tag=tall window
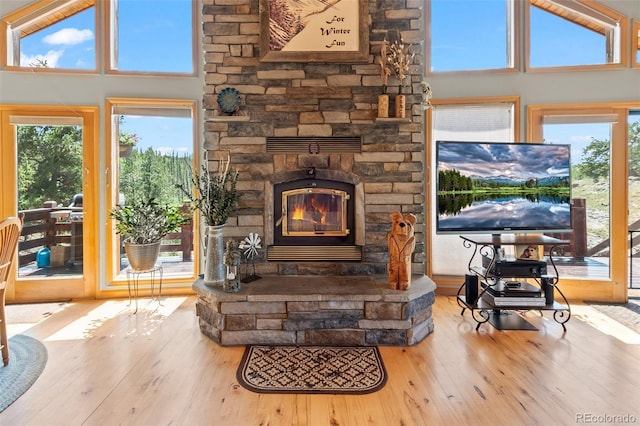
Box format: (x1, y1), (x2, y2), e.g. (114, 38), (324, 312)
(107, 99), (197, 283)
(429, 99), (518, 277)
(527, 104), (636, 300)
(429, 0), (517, 73)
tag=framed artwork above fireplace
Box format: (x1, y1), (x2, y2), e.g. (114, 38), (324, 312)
(259, 0), (369, 63)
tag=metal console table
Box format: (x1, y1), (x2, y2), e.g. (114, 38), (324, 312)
(457, 235), (571, 331)
(126, 262), (163, 314)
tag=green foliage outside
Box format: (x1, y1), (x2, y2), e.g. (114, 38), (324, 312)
(119, 148), (192, 207)
(17, 125), (83, 210)
(575, 120), (640, 181)
(17, 125), (192, 211)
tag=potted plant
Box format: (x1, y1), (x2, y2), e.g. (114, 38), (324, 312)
(110, 198), (189, 271)
(118, 131), (138, 157)
(118, 116), (139, 157)
(177, 156), (239, 285)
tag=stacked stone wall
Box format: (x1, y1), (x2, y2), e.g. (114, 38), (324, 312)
(202, 0), (426, 276)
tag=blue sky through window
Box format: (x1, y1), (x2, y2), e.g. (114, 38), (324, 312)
(115, 0), (192, 72)
(21, 8), (95, 68)
(119, 115), (193, 156)
(431, 0), (508, 72)
(530, 7), (605, 67)
(15, 0), (637, 159)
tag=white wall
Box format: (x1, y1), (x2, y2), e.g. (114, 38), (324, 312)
(1, 0), (638, 130)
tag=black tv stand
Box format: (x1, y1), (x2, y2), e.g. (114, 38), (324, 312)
(457, 235), (571, 331)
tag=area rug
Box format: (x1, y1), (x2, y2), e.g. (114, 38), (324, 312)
(237, 345), (387, 394)
(0, 334), (48, 412)
(589, 298), (640, 334)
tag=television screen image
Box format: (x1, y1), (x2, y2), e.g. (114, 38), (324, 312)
(436, 141), (572, 234)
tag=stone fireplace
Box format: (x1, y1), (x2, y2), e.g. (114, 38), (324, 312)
(201, 0), (427, 277)
(195, 0), (435, 346)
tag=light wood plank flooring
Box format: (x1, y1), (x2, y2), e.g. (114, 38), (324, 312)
(2, 295), (639, 426)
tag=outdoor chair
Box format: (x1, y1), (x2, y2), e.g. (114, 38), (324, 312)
(0, 215), (23, 366)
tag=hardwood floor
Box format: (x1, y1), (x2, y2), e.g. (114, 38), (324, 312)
(3, 295), (639, 425)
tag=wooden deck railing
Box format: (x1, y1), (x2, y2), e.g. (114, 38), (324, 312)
(18, 202), (193, 267)
(545, 198), (587, 257)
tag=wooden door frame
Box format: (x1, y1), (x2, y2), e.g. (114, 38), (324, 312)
(0, 104), (99, 302)
(527, 102), (639, 303)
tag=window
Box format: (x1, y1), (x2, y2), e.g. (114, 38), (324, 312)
(2, 0), (196, 75)
(2, 0), (97, 71)
(428, 0), (517, 73)
(527, 0), (627, 70)
(106, 99), (198, 284)
(107, 0), (195, 74)
(427, 98), (519, 278)
(527, 104), (638, 300)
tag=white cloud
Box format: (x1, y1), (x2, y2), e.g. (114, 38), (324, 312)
(43, 28), (93, 46)
(569, 135), (596, 143)
(156, 146), (191, 155)
(20, 50), (64, 67)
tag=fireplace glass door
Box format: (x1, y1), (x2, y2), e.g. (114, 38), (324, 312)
(282, 188), (349, 237)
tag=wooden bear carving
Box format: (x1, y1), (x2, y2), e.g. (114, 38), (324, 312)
(387, 212), (416, 290)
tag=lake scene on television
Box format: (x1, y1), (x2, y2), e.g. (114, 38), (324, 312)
(436, 142), (572, 233)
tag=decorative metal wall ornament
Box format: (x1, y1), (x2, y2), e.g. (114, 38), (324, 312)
(217, 87), (241, 115)
(239, 232), (262, 283)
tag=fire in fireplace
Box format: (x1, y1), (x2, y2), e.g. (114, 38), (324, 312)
(274, 177), (355, 246)
(282, 187), (349, 237)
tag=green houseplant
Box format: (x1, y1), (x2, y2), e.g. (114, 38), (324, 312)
(110, 199), (189, 271)
(177, 157), (239, 284)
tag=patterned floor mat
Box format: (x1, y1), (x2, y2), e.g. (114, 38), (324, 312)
(237, 345), (387, 394)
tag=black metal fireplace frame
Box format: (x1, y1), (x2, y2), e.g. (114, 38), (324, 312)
(273, 178), (356, 246)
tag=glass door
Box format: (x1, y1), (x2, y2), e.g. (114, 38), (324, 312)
(528, 105), (632, 302)
(0, 106), (98, 302)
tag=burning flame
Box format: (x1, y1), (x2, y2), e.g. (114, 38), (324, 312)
(289, 196), (329, 224)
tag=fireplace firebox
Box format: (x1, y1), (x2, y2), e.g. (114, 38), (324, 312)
(268, 176), (361, 261)
(274, 178), (355, 246)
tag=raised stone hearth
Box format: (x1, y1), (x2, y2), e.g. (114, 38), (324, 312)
(193, 275), (436, 346)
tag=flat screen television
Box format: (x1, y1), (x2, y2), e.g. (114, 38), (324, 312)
(435, 141), (572, 235)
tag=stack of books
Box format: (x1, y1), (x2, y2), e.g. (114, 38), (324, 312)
(480, 280), (546, 307)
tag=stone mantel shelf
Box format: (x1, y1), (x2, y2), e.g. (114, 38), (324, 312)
(209, 114), (250, 122)
(375, 117), (412, 123)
